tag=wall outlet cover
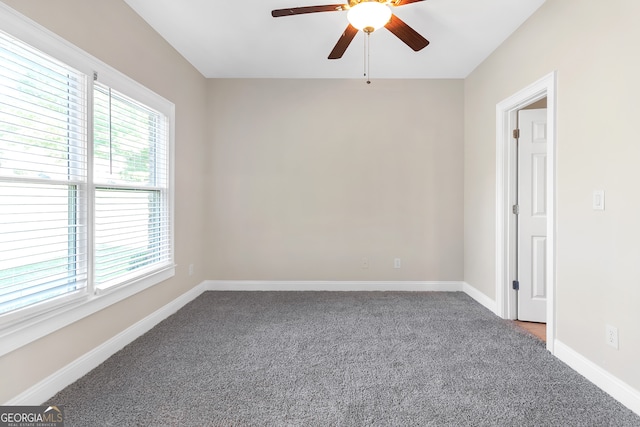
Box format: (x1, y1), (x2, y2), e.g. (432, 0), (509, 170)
(606, 324), (619, 349)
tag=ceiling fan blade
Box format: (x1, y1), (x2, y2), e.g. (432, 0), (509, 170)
(391, 0), (426, 6)
(272, 5), (346, 17)
(385, 14), (429, 52)
(328, 24), (358, 59)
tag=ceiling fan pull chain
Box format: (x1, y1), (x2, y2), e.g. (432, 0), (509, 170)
(363, 31), (367, 78)
(364, 31), (371, 84)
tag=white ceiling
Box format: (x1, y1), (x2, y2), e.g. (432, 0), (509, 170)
(123, 0), (545, 79)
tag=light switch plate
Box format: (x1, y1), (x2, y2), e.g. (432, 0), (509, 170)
(593, 190), (605, 210)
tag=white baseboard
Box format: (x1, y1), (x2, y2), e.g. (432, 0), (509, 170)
(204, 280), (465, 292)
(461, 282), (497, 314)
(554, 340), (640, 416)
(5, 282), (208, 405)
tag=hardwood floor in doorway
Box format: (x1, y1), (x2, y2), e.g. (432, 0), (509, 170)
(514, 320), (547, 342)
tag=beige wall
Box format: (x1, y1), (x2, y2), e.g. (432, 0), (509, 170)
(0, 0), (209, 402)
(464, 0), (640, 390)
(206, 79), (464, 281)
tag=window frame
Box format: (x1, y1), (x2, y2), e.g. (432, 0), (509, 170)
(90, 80), (173, 293)
(0, 3), (175, 357)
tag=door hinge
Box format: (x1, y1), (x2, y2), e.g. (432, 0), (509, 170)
(512, 280), (520, 291)
(512, 204), (519, 215)
(513, 128), (520, 139)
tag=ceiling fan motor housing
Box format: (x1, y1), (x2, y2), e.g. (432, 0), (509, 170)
(348, 0), (390, 6)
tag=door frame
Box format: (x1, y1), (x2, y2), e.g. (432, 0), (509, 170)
(495, 71), (557, 353)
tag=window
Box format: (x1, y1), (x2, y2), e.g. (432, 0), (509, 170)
(92, 83), (171, 292)
(0, 30), (88, 316)
(0, 9), (174, 349)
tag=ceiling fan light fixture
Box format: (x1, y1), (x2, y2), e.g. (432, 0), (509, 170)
(347, 2), (392, 33)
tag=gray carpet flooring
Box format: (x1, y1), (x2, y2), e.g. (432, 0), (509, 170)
(48, 291), (640, 426)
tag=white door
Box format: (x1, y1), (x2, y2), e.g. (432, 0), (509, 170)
(517, 108), (547, 322)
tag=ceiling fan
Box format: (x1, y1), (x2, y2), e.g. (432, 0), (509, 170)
(271, 0), (430, 60)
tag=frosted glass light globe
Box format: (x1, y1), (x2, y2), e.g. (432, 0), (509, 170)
(347, 2), (392, 33)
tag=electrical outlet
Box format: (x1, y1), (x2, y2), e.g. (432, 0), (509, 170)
(188, 264), (194, 276)
(362, 257), (370, 269)
(394, 258), (401, 269)
(606, 324), (619, 349)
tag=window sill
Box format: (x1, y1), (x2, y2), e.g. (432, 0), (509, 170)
(0, 265), (175, 357)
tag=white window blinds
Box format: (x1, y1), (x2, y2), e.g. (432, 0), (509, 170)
(92, 83), (171, 291)
(0, 25), (173, 321)
(0, 30), (88, 314)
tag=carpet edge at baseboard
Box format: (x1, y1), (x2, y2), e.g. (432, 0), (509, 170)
(554, 340), (640, 416)
(204, 280), (465, 292)
(4, 282), (208, 405)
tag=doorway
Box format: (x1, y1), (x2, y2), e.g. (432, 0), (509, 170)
(516, 105), (547, 323)
(495, 72), (557, 353)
